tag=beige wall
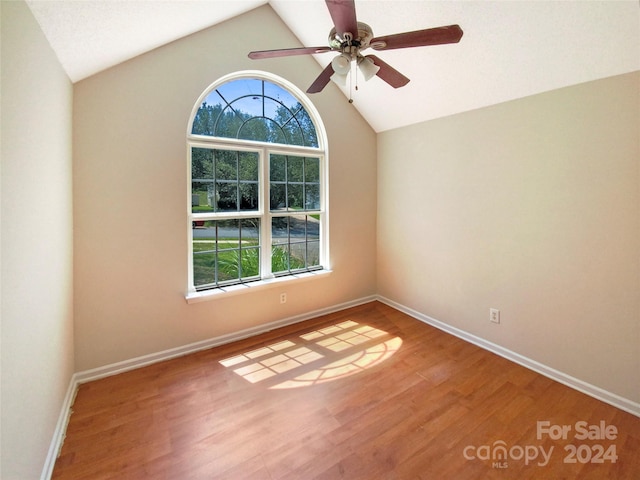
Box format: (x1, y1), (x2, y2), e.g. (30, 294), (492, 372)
(377, 72), (640, 403)
(72, 5), (377, 371)
(1, 1), (75, 478)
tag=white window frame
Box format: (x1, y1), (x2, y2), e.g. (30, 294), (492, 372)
(185, 71), (330, 303)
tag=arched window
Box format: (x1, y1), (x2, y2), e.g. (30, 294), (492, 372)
(187, 72), (328, 298)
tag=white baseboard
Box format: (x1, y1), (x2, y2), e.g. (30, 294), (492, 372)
(41, 373), (79, 480)
(376, 295), (640, 418)
(74, 295), (377, 385)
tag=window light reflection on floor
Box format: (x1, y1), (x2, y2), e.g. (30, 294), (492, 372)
(219, 320), (402, 389)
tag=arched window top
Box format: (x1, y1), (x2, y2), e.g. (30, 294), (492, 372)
(190, 75), (319, 148)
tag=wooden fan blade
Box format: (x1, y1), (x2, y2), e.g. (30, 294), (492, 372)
(371, 24), (463, 50)
(249, 46), (333, 59)
(307, 63), (335, 94)
(325, 0), (358, 39)
(366, 55), (410, 88)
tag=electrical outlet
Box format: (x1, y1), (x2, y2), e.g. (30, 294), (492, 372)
(490, 308), (500, 324)
(280, 293), (287, 304)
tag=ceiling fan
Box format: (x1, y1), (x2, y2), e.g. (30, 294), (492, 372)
(248, 0), (463, 95)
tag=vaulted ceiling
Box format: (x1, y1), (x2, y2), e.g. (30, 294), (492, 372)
(25, 0), (639, 132)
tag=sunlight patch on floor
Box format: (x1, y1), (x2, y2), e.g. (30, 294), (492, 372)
(219, 320), (402, 389)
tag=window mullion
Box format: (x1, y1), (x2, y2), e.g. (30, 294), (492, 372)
(260, 148), (273, 279)
(304, 215), (309, 269)
(302, 157), (306, 211)
(284, 155), (289, 211)
(235, 151), (241, 212)
(213, 149), (218, 214)
(214, 221), (219, 286)
(238, 219), (243, 281)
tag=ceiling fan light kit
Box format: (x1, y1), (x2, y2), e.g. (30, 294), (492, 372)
(358, 56), (380, 81)
(331, 52), (352, 75)
(248, 0), (463, 97)
(331, 70), (348, 87)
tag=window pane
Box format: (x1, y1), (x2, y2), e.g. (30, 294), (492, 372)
(191, 104), (217, 136)
(216, 182), (237, 211)
(217, 219), (241, 284)
(233, 96), (265, 117)
(214, 109), (243, 138)
(215, 152), (237, 181)
(271, 244), (291, 273)
(288, 184), (303, 210)
(304, 157), (320, 212)
(191, 78), (318, 147)
(240, 182), (258, 210)
(192, 148), (215, 213)
(192, 182), (213, 213)
(270, 183), (286, 211)
(193, 251), (216, 287)
(272, 216), (293, 274)
(287, 157), (303, 182)
(305, 157), (320, 182)
(194, 219), (261, 289)
(240, 218), (260, 246)
(307, 241), (320, 267)
(270, 155), (286, 182)
(294, 107), (318, 148)
(193, 221), (216, 287)
(305, 185), (320, 210)
(272, 216), (289, 247)
(283, 123), (305, 147)
(240, 219), (260, 279)
(196, 149), (259, 213)
(271, 215), (320, 274)
(270, 154), (321, 213)
(307, 217), (320, 267)
(241, 247), (260, 277)
(192, 148), (213, 179)
(237, 117), (271, 143)
(239, 152), (258, 181)
(193, 149), (260, 213)
(307, 216), (320, 240)
(238, 152), (259, 211)
(217, 218), (260, 280)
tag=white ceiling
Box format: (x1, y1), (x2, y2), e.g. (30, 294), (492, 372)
(26, 0), (640, 132)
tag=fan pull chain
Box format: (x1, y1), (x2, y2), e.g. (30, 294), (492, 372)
(349, 61), (358, 103)
(349, 62), (355, 104)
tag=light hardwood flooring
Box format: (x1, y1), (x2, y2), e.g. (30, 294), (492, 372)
(52, 301), (640, 479)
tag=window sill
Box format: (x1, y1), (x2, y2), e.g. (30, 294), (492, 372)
(185, 269), (332, 304)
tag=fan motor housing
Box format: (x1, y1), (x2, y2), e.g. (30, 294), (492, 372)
(328, 22), (374, 50)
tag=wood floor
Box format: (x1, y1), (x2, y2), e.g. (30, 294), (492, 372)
(52, 301), (640, 479)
